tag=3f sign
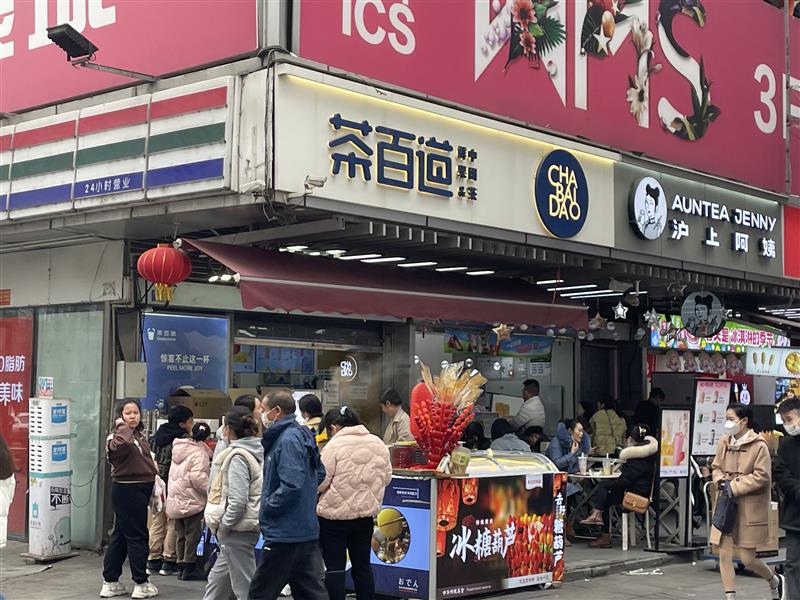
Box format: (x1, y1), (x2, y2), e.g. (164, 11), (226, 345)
(0, 0), (116, 60)
(341, 0), (415, 55)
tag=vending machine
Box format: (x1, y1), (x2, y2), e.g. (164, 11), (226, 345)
(27, 397), (73, 560)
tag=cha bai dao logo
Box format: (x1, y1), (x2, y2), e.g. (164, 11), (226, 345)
(534, 149), (588, 239)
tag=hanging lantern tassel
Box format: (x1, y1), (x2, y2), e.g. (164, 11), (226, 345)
(137, 243), (192, 303)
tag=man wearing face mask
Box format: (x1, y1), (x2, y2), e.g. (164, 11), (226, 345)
(248, 390), (327, 600)
(775, 397), (800, 600)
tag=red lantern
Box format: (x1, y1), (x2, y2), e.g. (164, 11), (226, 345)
(136, 243), (191, 302)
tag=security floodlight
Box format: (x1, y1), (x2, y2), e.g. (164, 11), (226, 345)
(46, 23), (158, 83)
(47, 23), (98, 60)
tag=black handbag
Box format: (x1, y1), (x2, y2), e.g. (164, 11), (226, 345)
(712, 489), (739, 534)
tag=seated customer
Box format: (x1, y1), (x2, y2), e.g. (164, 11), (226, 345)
(521, 426), (546, 453)
(546, 420), (591, 476)
(490, 419), (531, 452)
(580, 424), (658, 548)
(462, 421), (491, 451)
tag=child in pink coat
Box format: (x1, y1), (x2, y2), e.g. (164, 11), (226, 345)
(166, 422), (212, 581)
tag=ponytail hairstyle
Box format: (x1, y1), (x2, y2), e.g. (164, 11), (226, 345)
(324, 406), (360, 436)
(629, 423), (650, 444)
(192, 421), (211, 442)
(115, 399), (144, 432)
(224, 406), (259, 439)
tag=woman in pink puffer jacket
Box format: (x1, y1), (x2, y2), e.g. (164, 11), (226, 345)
(166, 422), (212, 581)
(318, 407), (392, 600)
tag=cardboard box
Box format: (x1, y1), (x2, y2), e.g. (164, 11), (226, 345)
(710, 502), (779, 559)
(169, 388), (231, 419)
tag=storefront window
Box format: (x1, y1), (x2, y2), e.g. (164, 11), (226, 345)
(232, 315), (385, 432)
(0, 309), (34, 539)
(36, 307), (103, 547)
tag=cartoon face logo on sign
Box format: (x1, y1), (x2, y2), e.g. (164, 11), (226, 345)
(680, 292), (726, 338)
(630, 177), (667, 240)
(534, 150), (588, 239)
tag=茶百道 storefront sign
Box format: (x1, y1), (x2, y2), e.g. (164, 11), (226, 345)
(0, 1), (257, 113)
(295, 0), (800, 196)
(0, 78), (236, 220)
(614, 163), (784, 277)
(270, 66), (615, 247)
(650, 314), (789, 352)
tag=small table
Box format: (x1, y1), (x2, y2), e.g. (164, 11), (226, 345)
(568, 471), (622, 534)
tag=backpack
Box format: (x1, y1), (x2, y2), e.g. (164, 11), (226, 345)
(204, 447), (262, 532)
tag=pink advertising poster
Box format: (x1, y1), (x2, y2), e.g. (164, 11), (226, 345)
(692, 379), (732, 456)
(0, 0), (258, 112)
(660, 408), (691, 478)
(297, 0), (798, 195)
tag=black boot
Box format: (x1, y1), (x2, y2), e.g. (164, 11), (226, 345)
(179, 562), (207, 582)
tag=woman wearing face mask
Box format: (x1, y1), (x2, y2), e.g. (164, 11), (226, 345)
(711, 403), (784, 600)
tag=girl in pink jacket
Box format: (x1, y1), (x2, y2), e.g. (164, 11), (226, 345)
(318, 406), (392, 600)
(166, 422), (212, 581)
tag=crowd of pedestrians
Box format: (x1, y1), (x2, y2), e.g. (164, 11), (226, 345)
(97, 390), (392, 600)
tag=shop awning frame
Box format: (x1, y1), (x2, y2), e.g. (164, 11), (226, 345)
(179, 239), (588, 330)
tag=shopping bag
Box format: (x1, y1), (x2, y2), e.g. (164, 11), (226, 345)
(712, 491), (738, 534)
(196, 525), (219, 577)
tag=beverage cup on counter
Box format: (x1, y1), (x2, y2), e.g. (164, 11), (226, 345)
(578, 454), (588, 475)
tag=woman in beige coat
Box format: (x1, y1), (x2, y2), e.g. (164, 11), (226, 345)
(711, 404), (784, 600)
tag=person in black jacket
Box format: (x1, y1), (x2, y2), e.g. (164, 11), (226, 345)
(580, 424), (658, 548)
(147, 405), (193, 576)
(775, 397), (800, 599)
(633, 388), (664, 436)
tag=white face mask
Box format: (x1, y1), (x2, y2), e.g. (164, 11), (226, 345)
(723, 419), (742, 435)
(784, 422), (800, 437)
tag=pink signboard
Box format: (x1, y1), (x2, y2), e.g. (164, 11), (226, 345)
(0, 0), (257, 113)
(297, 0), (799, 195)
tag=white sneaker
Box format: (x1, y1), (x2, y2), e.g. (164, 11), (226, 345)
(131, 581), (159, 599)
(99, 581), (127, 597)
(280, 584), (292, 597)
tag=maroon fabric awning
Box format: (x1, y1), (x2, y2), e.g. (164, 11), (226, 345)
(182, 240), (588, 329)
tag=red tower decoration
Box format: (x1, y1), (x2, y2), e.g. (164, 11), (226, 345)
(136, 243), (192, 302)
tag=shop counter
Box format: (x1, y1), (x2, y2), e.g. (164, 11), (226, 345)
(370, 452), (567, 599)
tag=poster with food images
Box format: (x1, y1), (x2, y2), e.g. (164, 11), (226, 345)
(745, 348), (800, 378)
(436, 473), (567, 599)
(692, 379), (732, 456)
(660, 409), (692, 478)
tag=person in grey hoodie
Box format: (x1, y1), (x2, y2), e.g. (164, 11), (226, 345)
(203, 407), (264, 600)
(490, 419), (532, 452)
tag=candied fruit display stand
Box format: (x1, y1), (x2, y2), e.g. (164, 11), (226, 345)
(369, 452), (567, 599)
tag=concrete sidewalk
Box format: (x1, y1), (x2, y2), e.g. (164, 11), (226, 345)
(0, 540), (781, 600)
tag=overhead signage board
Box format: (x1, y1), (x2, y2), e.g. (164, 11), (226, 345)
(746, 348), (800, 378)
(0, 78), (235, 220)
(613, 163), (784, 277)
(650, 314), (790, 352)
(785, 205), (800, 280)
(272, 67), (615, 247)
(295, 0), (800, 196)
(0, 1), (258, 113)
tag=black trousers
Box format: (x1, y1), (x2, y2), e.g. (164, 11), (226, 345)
(318, 517), (375, 600)
(103, 481), (153, 585)
(248, 540), (327, 600)
(590, 484), (626, 528)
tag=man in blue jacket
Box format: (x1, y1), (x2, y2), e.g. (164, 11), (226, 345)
(248, 390), (327, 600)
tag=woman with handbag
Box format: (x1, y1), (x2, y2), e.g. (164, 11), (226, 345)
(710, 403), (784, 600)
(579, 424), (657, 548)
